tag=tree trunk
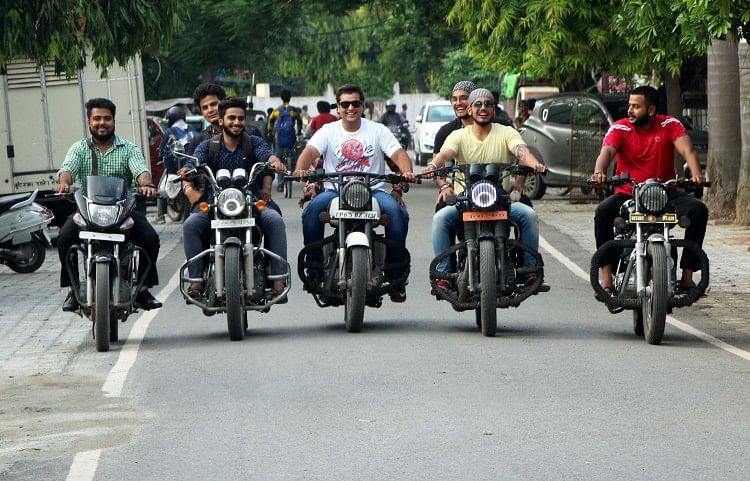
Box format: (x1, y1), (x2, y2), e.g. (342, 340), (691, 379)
(664, 72), (682, 116)
(736, 38), (750, 225)
(706, 34), (742, 219)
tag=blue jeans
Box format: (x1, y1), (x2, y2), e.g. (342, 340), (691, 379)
(431, 202), (539, 273)
(302, 190), (409, 277)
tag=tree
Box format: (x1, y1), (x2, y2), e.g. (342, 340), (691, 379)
(736, 35), (750, 224)
(0, 0), (186, 76)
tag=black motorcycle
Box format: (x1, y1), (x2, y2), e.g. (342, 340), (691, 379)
(589, 174), (711, 344)
(429, 164), (547, 337)
(175, 153), (291, 341)
(64, 176), (152, 352)
(292, 171), (415, 332)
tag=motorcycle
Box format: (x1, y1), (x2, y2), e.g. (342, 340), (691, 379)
(292, 170), (416, 332)
(429, 164), (547, 337)
(174, 150), (292, 341)
(386, 121), (411, 151)
(63, 176), (152, 352)
(0, 190), (54, 273)
(589, 173), (711, 344)
(282, 136), (307, 199)
(157, 137), (192, 222)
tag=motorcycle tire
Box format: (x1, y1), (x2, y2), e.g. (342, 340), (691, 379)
(642, 243), (668, 345)
(479, 238), (497, 337)
(6, 239), (46, 273)
(632, 309), (645, 337)
(225, 245), (246, 341)
(344, 246), (368, 333)
(94, 262), (111, 352)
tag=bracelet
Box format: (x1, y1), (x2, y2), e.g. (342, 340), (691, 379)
(439, 184), (451, 192)
(427, 161), (438, 169)
(143, 183), (155, 188)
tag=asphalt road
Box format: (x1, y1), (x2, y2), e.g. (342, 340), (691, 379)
(6, 183), (750, 480)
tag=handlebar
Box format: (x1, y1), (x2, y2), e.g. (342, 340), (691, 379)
(284, 170), (422, 185)
(423, 163), (546, 179)
(587, 173), (711, 189)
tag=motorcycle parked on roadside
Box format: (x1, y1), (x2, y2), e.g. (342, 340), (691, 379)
(174, 150), (291, 341)
(157, 137), (192, 222)
(291, 170), (416, 333)
(429, 164), (548, 337)
(589, 173), (711, 345)
(63, 176), (152, 352)
(0, 190), (54, 273)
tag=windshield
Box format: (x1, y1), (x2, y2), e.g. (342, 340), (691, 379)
(426, 105), (455, 122)
(82, 176), (127, 204)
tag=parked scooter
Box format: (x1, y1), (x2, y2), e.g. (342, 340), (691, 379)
(157, 137), (192, 222)
(0, 190), (54, 273)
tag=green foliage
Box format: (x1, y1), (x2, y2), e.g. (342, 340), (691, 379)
(0, 0), (186, 77)
(429, 48), (502, 98)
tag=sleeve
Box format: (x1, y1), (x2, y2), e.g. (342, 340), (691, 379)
(433, 124), (451, 154)
(58, 140), (84, 181)
(504, 127), (525, 152)
(603, 122), (623, 150)
(307, 123), (329, 157)
(666, 117), (688, 143)
(379, 123), (402, 158)
(442, 129), (462, 155)
(188, 140), (210, 169)
(186, 130), (205, 155)
(250, 135), (273, 163)
(126, 144), (149, 182)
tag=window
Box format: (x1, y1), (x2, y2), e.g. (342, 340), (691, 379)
(426, 105), (455, 122)
(542, 100), (572, 125)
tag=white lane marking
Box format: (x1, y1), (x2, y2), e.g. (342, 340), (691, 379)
(539, 235), (750, 362)
(65, 449), (101, 481)
(102, 269), (181, 397)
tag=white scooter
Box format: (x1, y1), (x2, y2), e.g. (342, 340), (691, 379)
(0, 190), (55, 272)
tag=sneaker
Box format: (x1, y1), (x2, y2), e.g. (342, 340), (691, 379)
(525, 274), (550, 292)
(389, 287), (406, 303)
(435, 279), (451, 290)
(62, 290), (80, 312)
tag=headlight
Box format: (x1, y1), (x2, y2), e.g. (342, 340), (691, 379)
(87, 204), (120, 227)
(638, 182), (668, 215)
(217, 188), (246, 216)
(341, 180), (371, 210)
(470, 181), (497, 209)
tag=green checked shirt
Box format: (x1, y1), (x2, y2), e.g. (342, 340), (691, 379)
(58, 134), (149, 187)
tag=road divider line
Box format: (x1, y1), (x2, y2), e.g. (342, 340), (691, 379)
(64, 449), (101, 481)
(539, 235), (750, 362)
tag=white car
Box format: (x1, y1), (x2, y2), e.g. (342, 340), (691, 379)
(414, 100), (455, 165)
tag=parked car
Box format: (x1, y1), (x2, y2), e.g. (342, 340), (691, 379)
(146, 116), (165, 186)
(186, 115), (209, 133)
(414, 100), (454, 165)
(519, 93), (707, 199)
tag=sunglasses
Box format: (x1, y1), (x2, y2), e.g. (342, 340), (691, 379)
(339, 100), (363, 109)
(472, 100), (495, 109)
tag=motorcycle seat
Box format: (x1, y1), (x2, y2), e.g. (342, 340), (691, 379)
(0, 192), (32, 215)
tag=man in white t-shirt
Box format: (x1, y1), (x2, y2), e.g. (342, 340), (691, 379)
(423, 88), (546, 289)
(294, 83), (416, 302)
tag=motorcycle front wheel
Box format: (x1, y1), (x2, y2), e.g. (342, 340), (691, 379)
(224, 245), (246, 341)
(344, 246), (368, 333)
(642, 243), (668, 345)
(7, 239), (46, 273)
(479, 238), (497, 337)
(94, 262), (111, 352)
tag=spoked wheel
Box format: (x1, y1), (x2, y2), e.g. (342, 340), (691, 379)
(642, 243), (668, 345)
(224, 245), (246, 341)
(6, 239), (46, 273)
(344, 246), (368, 333)
(94, 262), (111, 352)
(478, 238), (497, 337)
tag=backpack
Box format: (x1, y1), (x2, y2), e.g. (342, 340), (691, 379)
(275, 104), (297, 148)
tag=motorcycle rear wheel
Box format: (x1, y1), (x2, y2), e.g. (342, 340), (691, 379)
(6, 239), (46, 273)
(345, 246), (367, 333)
(643, 243), (668, 345)
(479, 238), (497, 337)
(94, 262), (111, 352)
(225, 245), (246, 341)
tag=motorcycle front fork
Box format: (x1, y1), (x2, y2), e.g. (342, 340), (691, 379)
(464, 221), (507, 293)
(627, 224), (674, 297)
(213, 228), (254, 298)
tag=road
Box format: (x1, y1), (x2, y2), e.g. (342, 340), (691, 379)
(2, 183), (749, 481)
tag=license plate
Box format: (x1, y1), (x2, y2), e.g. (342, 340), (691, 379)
(79, 231), (125, 242)
(629, 213), (678, 223)
(333, 210), (378, 220)
(211, 218), (255, 229)
(463, 211), (508, 222)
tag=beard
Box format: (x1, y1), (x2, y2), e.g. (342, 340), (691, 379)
(222, 125), (243, 138)
(473, 117), (492, 126)
(629, 112), (649, 127)
(89, 127), (114, 142)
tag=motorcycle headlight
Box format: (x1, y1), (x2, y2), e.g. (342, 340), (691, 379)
(638, 182), (668, 215)
(87, 204), (120, 227)
(341, 180), (371, 210)
(470, 181), (497, 209)
(217, 188), (246, 216)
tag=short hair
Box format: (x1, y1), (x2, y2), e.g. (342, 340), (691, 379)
(316, 100), (330, 113)
(218, 97), (247, 118)
(335, 84), (365, 104)
(85, 98), (116, 118)
(630, 85), (659, 107)
(280, 88), (292, 103)
(192, 83), (226, 105)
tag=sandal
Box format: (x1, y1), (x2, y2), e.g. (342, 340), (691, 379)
(187, 286), (202, 300)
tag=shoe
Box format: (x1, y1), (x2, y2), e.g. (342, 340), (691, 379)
(525, 274), (551, 292)
(187, 286), (202, 300)
(270, 286), (288, 304)
(62, 290), (79, 312)
(435, 279), (451, 290)
(389, 286), (406, 303)
(135, 290), (162, 310)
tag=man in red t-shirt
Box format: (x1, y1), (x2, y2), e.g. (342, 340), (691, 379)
(590, 85), (707, 291)
(306, 100), (338, 137)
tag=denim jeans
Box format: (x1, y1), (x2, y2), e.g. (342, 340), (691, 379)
(302, 189), (409, 277)
(431, 202), (539, 273)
